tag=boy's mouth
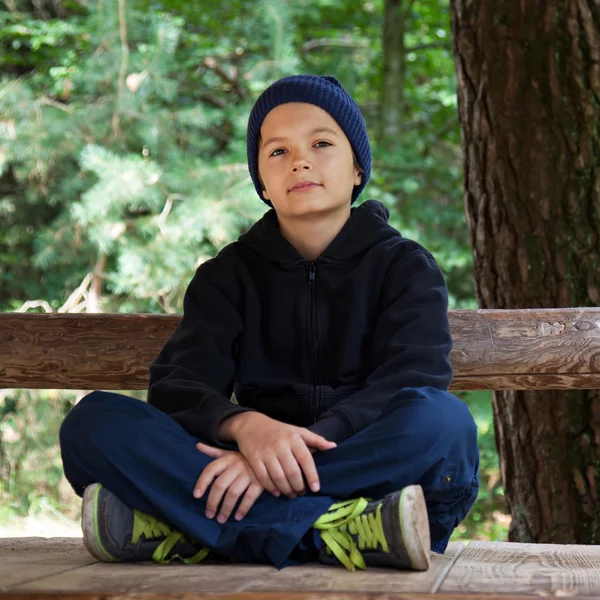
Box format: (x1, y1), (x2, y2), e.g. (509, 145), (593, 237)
(290, 181), (321, 192)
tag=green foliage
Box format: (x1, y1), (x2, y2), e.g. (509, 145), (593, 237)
(0, 9), (88, 77)
(0, 0), (474, 312)
(0, 0), (505, 540)
(451, 391), (510, 542)
(0, 390), (77, 522)
(0, 388), (146, 525)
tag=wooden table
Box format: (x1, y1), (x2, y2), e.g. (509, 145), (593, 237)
(2, 537), (600, 599)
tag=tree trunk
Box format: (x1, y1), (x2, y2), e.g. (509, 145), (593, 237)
(451, 0), (600, 543)
(379, 0), (411, 147)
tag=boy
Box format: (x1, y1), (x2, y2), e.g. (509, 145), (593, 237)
(59, 74), (480, 572)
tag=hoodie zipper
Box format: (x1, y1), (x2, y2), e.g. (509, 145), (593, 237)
(308, 261), (319, 423)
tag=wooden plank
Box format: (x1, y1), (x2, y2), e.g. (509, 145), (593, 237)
(0, 538), (95, 591)
(1, 309), (600, 390)
(1, 537), (273, 594)
(6, 539), (461, 595)
(0, 313), (172, 391)
(13, 563), (276, 594)
(451, 373), (600, 390)
(439, 540), (600, 596)
(450, 308), (600, 380)
(243, 543), (465, 594)
(1, 593), (600, 600)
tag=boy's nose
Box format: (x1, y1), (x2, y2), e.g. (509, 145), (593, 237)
(292, 159), (312, 170)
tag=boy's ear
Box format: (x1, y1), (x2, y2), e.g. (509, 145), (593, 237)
(262, 189), (270, 200)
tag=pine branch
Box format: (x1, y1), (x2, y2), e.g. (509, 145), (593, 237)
(202, 57), (247, 99)
(405, 42), (451, 52)
(36, 96), (73, 113)
(15, 299), (53, 313)
(300, 38), (449, 54)
(59, 272), (94, 313)
(301, 37), (369, 52)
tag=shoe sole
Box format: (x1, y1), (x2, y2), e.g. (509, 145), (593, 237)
(82, 483), (118, 562)
(399, 485), (431, 571)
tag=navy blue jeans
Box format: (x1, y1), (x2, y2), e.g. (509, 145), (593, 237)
(59, 386), (479, 568)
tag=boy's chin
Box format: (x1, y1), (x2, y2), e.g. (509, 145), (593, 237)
(275, 195), (350, 215)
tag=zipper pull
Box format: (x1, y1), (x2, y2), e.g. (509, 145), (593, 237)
(309, 262), (316, 284)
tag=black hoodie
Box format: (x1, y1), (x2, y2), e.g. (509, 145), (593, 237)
(147, 199), (453, 448)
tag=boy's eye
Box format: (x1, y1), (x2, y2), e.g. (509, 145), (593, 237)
(270, 141), (331, 157)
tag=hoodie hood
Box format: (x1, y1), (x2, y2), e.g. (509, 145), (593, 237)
(237, 199), (400, 266)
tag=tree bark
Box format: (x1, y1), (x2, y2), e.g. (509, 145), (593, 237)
(451, 0), (600, 543)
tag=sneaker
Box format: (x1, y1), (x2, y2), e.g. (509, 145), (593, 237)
(82, 483), (210, 564)
(312, 484), (431, 572)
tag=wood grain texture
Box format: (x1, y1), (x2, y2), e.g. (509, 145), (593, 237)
(243, 543), (465, 594)
(2, 308), (600, 390)
(0, 538), (274, 594)
(0, 313), (172, 390)
(439, 540), (600, 595)
(5, 594), (598, 600)
(2, 538), (461, 594)
(14, 562), (276, 594)
(1, 538), (599, 597)
(0, 537), (95, 591)
(15, 538), (600, 599)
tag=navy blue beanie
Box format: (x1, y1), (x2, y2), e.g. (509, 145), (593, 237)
(246, 74), (371, 207)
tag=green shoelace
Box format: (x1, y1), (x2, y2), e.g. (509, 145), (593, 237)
(313, 497), (389, 571)
(132, 510), (210, 565)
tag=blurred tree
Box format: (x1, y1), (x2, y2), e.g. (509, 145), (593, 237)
(452, 0), (600, 543)
(0, 0), (475, 313)
(1, 0), (505, 541)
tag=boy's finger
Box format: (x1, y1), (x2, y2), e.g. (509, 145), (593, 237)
(293, 444), (320, 492)
(280, 448), (306, 493)
(235, 483), (263, 520)
(194, 470), (216, 499)
(206, 468), (239, 519)
(299, 430), (337, 450)
(216, 477), (249, 523)
(264, 457), (294, 497)
(196, 442), (227, 458)
(194, 460), (228, 498)
(249, 460), (281, 497)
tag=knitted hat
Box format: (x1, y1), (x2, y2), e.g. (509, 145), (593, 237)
(246, 74), (371, 207)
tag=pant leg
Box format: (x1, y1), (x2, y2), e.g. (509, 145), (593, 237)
(59, 387), (478, 568)
(312, 386), (480, 554)
(59, 391), (334, 569)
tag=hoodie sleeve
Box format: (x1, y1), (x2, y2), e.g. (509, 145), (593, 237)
(147, 254), (256, 449)
(307, 250), (453, 445)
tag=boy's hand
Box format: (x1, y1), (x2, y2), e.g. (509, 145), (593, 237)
(225, 413), (336, 498)
(194, 442), (267, 523)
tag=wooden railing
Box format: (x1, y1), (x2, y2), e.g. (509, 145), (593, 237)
(1, 308), (599, 391)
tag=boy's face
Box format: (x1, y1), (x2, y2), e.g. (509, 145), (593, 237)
(257, 103), (362, 220)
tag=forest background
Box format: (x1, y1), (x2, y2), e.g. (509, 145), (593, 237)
(0, 0), (508, 540)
